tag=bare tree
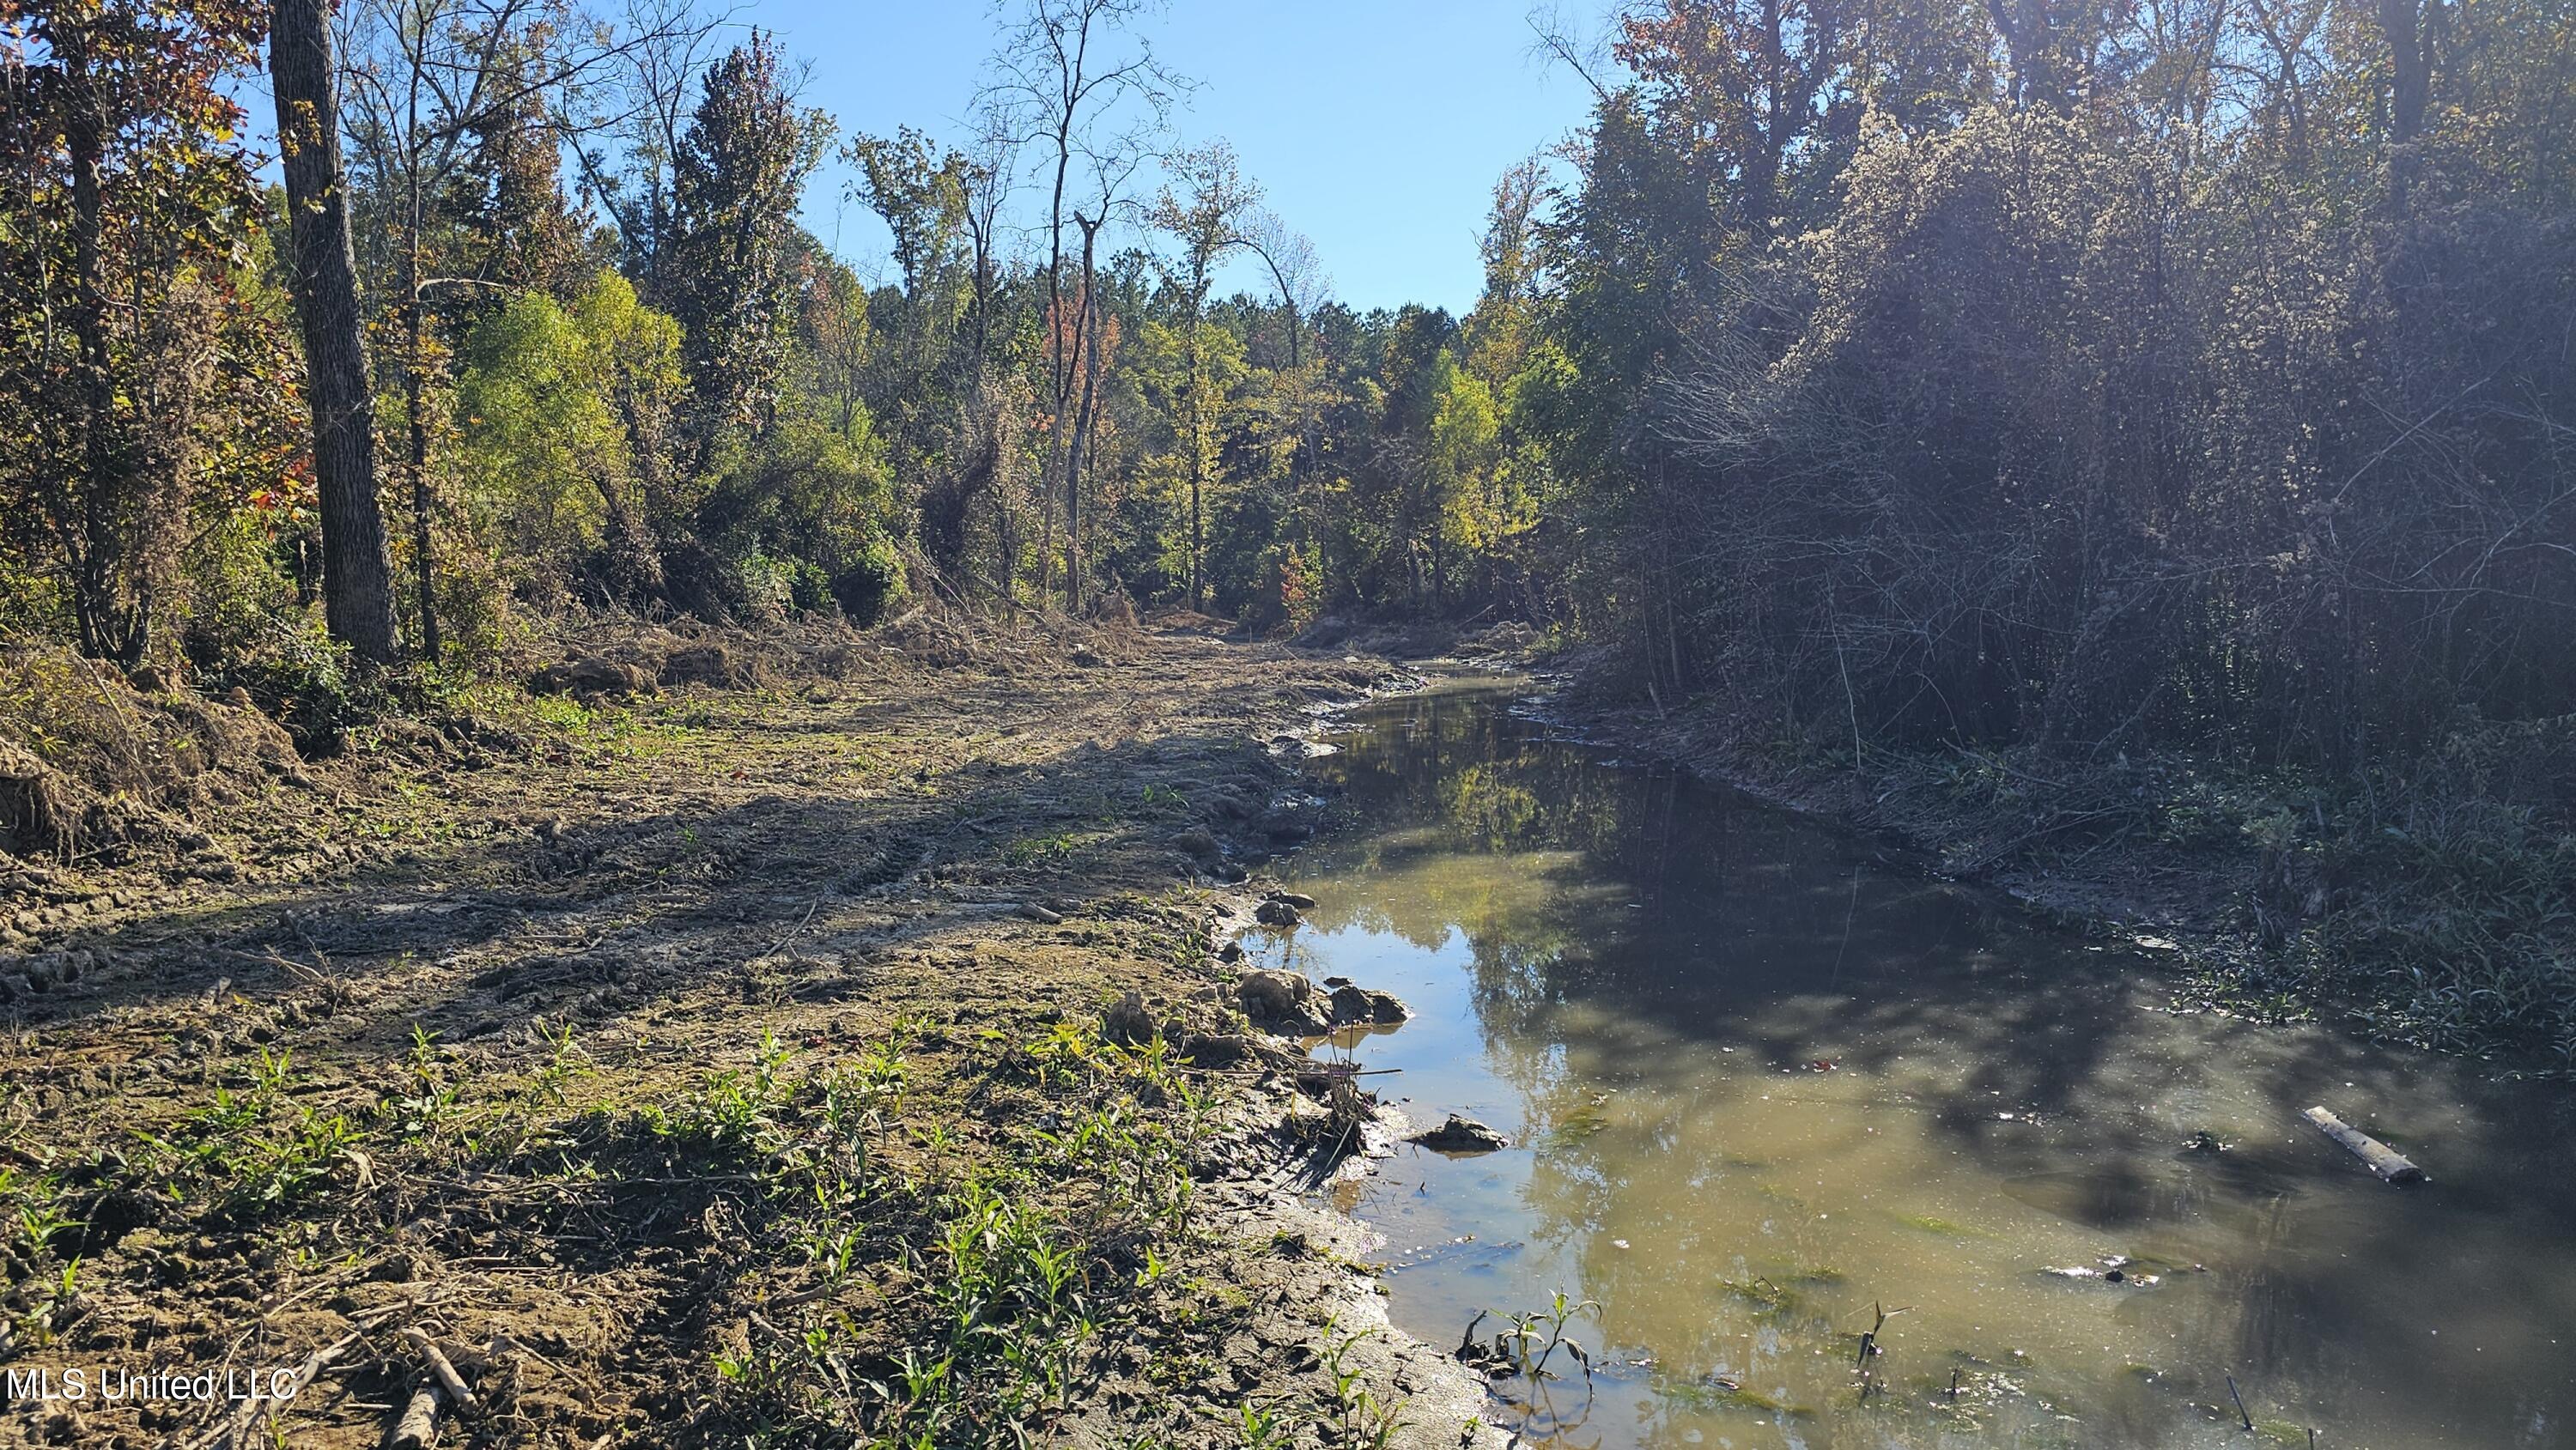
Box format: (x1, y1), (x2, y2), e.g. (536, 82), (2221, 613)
(986, 0), (1181, 611)
(1235, 206), (1334, 586)
(564, 0), (728, 299)
(958, 103), (1020, 383)
(2239, 0), (2330, 167)
(1237, 208), (1322, 372)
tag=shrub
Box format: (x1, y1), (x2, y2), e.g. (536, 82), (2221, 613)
(830, 532), (905, 625)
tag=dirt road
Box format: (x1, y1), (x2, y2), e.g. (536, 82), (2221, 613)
(0, 624), (1498, 1449)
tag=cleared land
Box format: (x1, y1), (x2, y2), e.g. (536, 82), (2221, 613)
(0, 622), (1493, 1449)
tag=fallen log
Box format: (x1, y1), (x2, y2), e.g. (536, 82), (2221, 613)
(2303, 1107), (2425, 1184)
(389, 1383), (444, 1450)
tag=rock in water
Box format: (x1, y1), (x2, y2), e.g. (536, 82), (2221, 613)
(1410, 1114), (1510, 1154)
(1267, 890), (1317, 910)
(1327, 984), (1411, 1026)
(1236, 969), (1332, 1035)
(1255, 898), (1302, 927)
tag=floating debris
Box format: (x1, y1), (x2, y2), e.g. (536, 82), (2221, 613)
(2304, 1105), (2427, 1184)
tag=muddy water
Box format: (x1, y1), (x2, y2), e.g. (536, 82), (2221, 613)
(1251, 677), (2576, 1450)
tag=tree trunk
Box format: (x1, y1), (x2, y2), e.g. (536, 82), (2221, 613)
(1067, 300), (1106, 614)
(62, 45), (141, 664)
(1184, 305), (1207, 614)
(1034, 128), (1074, 608)
(2377, 0), (2433, 213)
(272, 0), (400, 664)
(1062, 214), (1103, 615)
(404, 195), (440, 662)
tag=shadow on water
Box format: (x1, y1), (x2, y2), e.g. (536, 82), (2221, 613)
(1260, 676), (2576, 1449)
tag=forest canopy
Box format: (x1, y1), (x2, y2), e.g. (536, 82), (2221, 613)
(7, 0), (2558, 702)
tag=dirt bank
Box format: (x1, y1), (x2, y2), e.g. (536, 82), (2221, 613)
(0, 622), (1506, 1449)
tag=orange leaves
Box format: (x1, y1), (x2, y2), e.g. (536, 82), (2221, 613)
(1042, 288), (1121, 379)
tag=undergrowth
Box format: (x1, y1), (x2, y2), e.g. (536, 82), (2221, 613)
(0, 1009), (1359, 1446)
(702, 1018), (1227, 1447)
(1802, 719), (2576, 1067)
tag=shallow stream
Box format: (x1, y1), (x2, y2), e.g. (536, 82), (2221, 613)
(1253, 676), (2576, 1449)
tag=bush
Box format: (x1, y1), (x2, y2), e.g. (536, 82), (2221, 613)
(829, 533), (904, 625)
(202, 627), (385, 757)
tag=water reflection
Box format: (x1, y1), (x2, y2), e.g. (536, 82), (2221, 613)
(1256, 677), (2576, 1449)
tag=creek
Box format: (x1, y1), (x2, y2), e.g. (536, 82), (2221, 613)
(1251, 676), (2576, 1449)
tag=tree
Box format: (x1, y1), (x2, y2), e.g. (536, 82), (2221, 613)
(956, 106), (1018, 381)
(665, 31), (830, 452)
(451, 30), (591, 304)
(847, 125), (974, 581)
(1466, 157), (1546, 387)
(456, 268), (677, 601)
(568, 0), (727, 296)
(273, 0), (402, 664)
(1611, 0), (1853, 233)
(340, 0), (706, 657)
(1237, 209), (1323, 371)
(848, 125), (970, 296)
(1422, 349), (1504, 604)
(2368, 0), (2445, 212)
(2, 0), (275, 665)
(1149, 140), (1260, 611)
(989, 0), (1179, 610)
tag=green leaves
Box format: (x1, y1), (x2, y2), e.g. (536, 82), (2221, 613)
(668, 31), (835, 451)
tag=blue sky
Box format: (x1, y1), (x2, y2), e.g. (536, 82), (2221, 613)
(759, 2), (1596, 315)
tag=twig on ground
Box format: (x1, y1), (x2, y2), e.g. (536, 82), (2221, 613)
(404, 1326), (477, 1411)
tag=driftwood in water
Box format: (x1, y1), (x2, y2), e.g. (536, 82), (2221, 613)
(2303, 1106), (2425, 1184)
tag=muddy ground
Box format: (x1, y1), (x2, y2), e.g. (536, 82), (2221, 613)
(0, 622), (1508, 1449)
